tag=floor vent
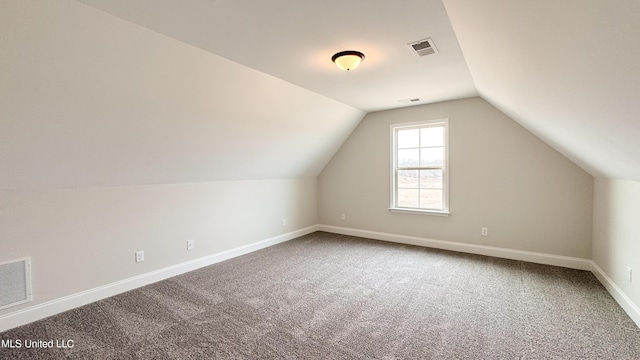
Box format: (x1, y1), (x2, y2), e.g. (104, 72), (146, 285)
(408, 38), (438, 57)
(0, 257), (32, 310)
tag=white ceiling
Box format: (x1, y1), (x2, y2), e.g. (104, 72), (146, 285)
(76, 0), (640, 182)
(443, 0), (640, 181)
(19, 0), (639, 184)
(0, 1), (364, 189)
(76, 0), (478, 113)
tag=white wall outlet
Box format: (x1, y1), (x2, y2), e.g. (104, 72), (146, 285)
(282, 218), (287, 226)
(341, 213), (346, 221)
(481, 227), (488, 236)
(135, 251), (144, 263)
(187, 239), (195, 250)
(627, 266), (632, 283)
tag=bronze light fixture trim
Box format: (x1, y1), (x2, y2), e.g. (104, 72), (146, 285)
(331, 50), (365, 71)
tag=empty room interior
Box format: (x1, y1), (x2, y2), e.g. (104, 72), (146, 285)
(1, 0), (640, 358)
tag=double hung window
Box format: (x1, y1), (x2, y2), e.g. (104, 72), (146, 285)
(391, 119), (449, 215)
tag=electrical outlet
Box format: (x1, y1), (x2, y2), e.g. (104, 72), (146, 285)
(187, 239), (195, 250)
(627, 266), (633, 283)
(282, 218), (287, 226)
(341, 213), (346, 221)
(135, 251), (144, 263)
(481, 227), (488, 236)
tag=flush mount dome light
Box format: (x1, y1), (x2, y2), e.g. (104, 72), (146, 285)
(331, 50), (365, 71)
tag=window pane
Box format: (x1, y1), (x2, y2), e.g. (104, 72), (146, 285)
(419, 170), (443, 189)
(420, 126), (444, 147)
(398, 189), (419, 208)
(398, 170), (419, 188)
(392, 121), (448, 213)
(420, 147), (443, 167)
(419, 189), (443, 210)
(397, 129), (419, 149)
(398, 149), (419, 167)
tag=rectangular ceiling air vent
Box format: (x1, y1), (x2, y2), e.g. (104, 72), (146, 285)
(398, 98), (423, 104)
(408, 38), (438, 57)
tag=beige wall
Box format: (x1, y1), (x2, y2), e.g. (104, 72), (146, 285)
(319, 97), (593, 258)
(593, 178), (640, 309)
(0, 178), (317, 316)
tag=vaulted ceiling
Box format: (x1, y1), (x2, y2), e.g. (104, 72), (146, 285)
(3, 1), (639, 189)
(0, 1), (364, 189)
(76, 0), (640, 182)
(443, 0), (640, 181)
(76, 0), (478, 112)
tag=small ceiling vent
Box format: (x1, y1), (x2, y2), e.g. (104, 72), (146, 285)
(398, 98), (423, 104)
(408, 38), (438, 57)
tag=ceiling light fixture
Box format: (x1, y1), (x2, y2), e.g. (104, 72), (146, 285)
(331, 50), (365, 71)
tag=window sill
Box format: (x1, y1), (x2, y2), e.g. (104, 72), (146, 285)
(388, 208), (451, 217)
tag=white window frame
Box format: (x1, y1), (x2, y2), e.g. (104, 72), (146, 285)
(389, 119), (450, 216)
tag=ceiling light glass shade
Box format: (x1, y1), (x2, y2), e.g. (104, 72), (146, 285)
(331, 50), (365, 71)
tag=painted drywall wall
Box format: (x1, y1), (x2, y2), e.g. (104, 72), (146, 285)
(444, 0), (640, 182)
(0, 1), (334, 325)
(319, 97), (593, 258)
(0, 178), (317, 317)
(593, 178), (640, 310)
(0, 0), (364, 189)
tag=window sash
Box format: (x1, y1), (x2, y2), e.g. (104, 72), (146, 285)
(391, 119), (449, 214)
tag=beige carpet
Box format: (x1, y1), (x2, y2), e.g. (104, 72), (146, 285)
(1, 231), (639, 359)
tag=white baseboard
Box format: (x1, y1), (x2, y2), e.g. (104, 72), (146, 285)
(590, 261), (640, 328)
(319, 225), (592, 270)
(4, 224), (639, 333)
(319, 225), (640, 329)
(0, 225), (318, 333)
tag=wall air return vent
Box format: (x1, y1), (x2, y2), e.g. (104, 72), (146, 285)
(0, 257), (32, 310)
(408, 38), (438, 57)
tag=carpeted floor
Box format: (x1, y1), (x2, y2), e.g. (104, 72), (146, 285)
(1, 231), (639, 359)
